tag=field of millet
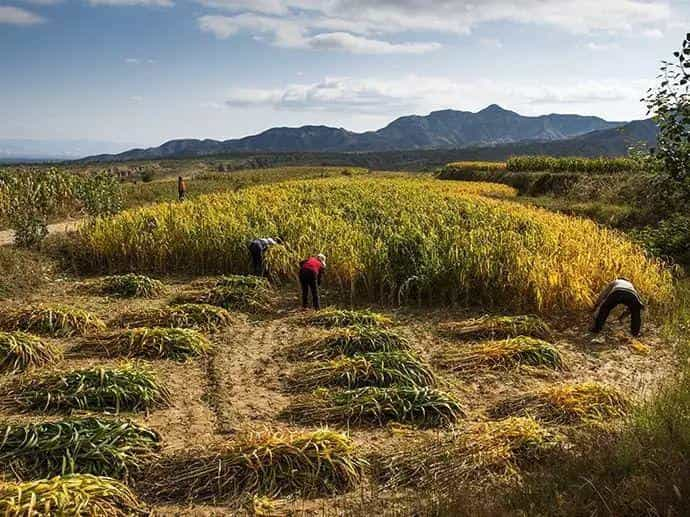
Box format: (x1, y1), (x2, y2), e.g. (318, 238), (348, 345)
(0, 173), (677, 515)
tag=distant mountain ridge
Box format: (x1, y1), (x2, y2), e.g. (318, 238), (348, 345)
(83, 105), (638, 162)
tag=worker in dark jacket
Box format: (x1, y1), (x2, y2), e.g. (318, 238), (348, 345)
(299, 253), (326, 310)
(178, 176), (187, 201)
(248, 237), (283, 276)
(592, 278), (644, 336)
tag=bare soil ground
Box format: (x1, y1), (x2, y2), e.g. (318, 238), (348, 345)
(0, 276), (677, 515)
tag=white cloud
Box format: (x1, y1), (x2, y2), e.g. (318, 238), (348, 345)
(221, 76), (651, 115)
(0, 6), (45, 25)
(129, 95), (144, 102)
(585, 42), (620, 51)
(88, 0), (174, 6)
(198, 14), (441, 54)
(124, 57), (156, 64)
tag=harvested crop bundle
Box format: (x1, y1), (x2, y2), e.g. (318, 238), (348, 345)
(293, 326), (410, 361)
(98, 274), (165, 298)
(121, 303), (233, 331)
(491, 382), (629, 423)
(285, 386), (463, 428)
(178, 275), (273, 312)
(439, 315), (552, 341)
(304, 308), (392, 328)
(0, 305), (105, 337)
(7, 364), (171, 413)
(148, 429), (367, 501)
(288, 351), (435, 390)
(0, 474), (148, 516)
(94, 327), (211, 360)
(436, 337), (565, 372)
(0, 418), (160, 479)
(0, 331), (61, 374)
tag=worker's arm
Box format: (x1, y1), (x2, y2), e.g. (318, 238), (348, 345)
(593, 282), (615, 311)
(317, 267), (324, 286)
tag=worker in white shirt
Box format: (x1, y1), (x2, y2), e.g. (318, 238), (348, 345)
(592, 278), (644, 337)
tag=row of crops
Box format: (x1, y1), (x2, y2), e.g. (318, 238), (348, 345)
(444, 155), (640, 174)
(65, 177), (672, 314)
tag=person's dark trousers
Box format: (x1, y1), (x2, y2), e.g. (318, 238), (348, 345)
(299, 269), (320, 309)
(249, 242), (264, 276)
(593, 291), (643, 336)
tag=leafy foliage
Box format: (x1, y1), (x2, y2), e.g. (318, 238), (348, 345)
(0, 418), (160, 479)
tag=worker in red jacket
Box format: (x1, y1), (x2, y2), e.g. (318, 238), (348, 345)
(299, 253), (326, 310)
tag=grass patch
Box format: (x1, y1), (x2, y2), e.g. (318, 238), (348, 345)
(0, 474), (147, 516)
(178, 275), (273, 312)
(120, 303), (233, 331)
(97, 274), (165, 298)
(377, 417), (554, 489)
(147, 429), (368, 501)
(303, 308), (392, 328)
(436, 337), (565, 372)
(293, 326), (410, 361)
(0, 246), (55, 300)
(491, 382), (629, 424)
(6, 364), (172, 413)
(0, 331), (62, 374)
(284, 386), (464, 428)
(0, 304), (106, 337)
(440, 315), (552, 341)
(93, 327), (211, 360)
(0, 418), (160, 479)
(288, 351), (436, 391)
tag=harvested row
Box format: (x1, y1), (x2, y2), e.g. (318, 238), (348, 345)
(284, 386), (464, 428)
(0, 305), (105, 337)
(146, 430), (368, 501)
(119, 303), (233, 331)
(292, 326), (410, 360)
(92, 327), (211, 360)
(376, 417), (555, 489)
(0, 474), (148, 516)
(436, 337), (565, 372)
(287, 351), (436, 390)
(491, 382), (629, 423)
(0, 331), (62, 374)
(439, 314), (552, 341)
(96, 274), (166, 299)
(3, 365), (171, 413)
(303, 308), (393, 329)
(65, 177), (672, 313)
(178, 275), (273, 312)
(0, 418), (160, 479)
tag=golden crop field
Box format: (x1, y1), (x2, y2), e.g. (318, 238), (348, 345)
(67, 177), (671, 313)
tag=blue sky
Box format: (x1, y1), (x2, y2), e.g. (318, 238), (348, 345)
(1, 0), (689, 147)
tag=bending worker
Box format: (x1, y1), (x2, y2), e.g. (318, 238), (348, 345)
(592, 278), (644, 337)
(248, 237), (283, 276)
(299, 253), (326, 310)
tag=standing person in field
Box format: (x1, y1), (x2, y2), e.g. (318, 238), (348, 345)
(591, 278), (645, 337)
(248, 237), (283, 276)
(177, 176), (187, 201)
(299, 253), (326, 310)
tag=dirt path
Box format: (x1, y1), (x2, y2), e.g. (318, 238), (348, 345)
(0, 219), (82, 245)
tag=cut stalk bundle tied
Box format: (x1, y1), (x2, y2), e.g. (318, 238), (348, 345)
(293, 326), (411, 361)
(0, 418), (160, 479)
(436, 337), (565, 372)
(98, 273), (166, 298)
(377, 417), (554, 489)
(284, 386), (464, 428)
(0, 331), (62, 374)
(7, 365), (172, 413)
(440, 315), (553, 341)
(288, 351), (436, 391)
(304, 308), (393, 329)
(147, 429), (368, 501)
(0, 474), (148, 516)
(67, 177), (673, 313)
(491, 382), (629, 424)
(177, 275), (273, 313)
(94, 327), (211, 361)
(121, 303), (233, 331)
(0, 305), (106, 337)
